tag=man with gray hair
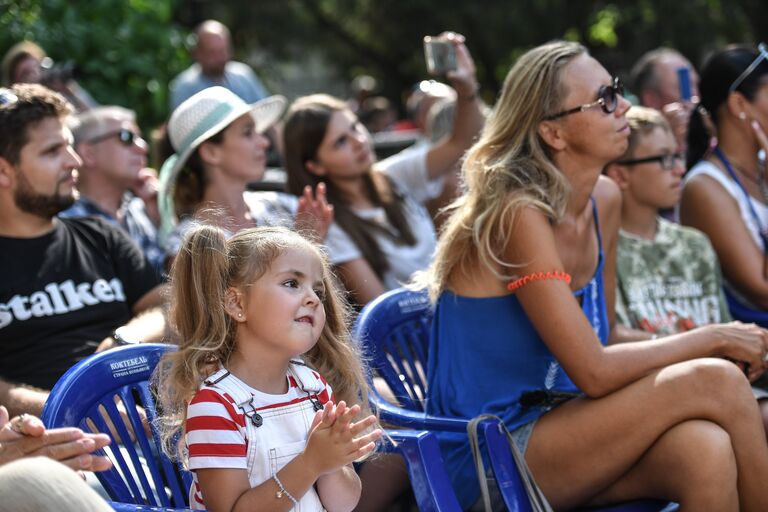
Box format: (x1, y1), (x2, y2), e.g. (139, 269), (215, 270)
(631, 47), (700, 150)
(60, 106), (164, 274)
(169, 19), (270, 110)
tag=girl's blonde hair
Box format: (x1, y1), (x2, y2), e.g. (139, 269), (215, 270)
(156, 224), (371, 462)
(420, 40), (586, 300)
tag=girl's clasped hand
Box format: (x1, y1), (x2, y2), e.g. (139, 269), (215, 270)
(303, 401), (382, 476)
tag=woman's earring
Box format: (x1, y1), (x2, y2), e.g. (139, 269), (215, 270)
(237, 313), (243, 318)
(739, 112), (747, 120)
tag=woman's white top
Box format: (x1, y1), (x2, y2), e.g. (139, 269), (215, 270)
(684, 160), (768, 308)
(323, 145), (444, 290)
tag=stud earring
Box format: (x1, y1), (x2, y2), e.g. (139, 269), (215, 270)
(739, 112), (747, 120)
(237, 313), (243, 318)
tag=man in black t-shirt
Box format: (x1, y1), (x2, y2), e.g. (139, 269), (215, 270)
(0, 84), (165, 418)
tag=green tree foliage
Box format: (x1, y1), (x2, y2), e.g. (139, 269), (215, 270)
(0, 0), (189, 130)
(200, 0), (767, 105)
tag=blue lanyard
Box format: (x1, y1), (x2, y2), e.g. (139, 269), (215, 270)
(712, 146), (768, 252)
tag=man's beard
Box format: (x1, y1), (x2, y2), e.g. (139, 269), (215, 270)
(14, 169), (76, 218)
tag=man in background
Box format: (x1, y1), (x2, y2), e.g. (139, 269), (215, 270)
(60, 106), (164, 275)
(169, 20), (270, 110)
(631, 47), (700, 151)
(0, 84), (164, 418)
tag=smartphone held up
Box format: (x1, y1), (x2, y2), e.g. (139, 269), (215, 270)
(424, 36), (457, 76)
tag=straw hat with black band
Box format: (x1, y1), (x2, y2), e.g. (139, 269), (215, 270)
(158, 86), (286, 240)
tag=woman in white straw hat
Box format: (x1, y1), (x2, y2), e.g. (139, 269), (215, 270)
(158, 86), (333, 262)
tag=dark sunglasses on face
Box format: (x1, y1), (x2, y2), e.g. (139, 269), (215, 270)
(87, 128), (144, 147)
(545, 77), (625, 121)
(616, 152), (685, 171)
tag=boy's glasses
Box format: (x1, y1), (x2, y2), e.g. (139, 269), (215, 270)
(545, 77), (624, 120)
(729, 43), (768, 93)
(616, 152), (684, 171)
(87, 128), (144, 147)
(0, 88), (19, 108)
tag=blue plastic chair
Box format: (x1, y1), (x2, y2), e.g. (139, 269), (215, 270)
(42, 343), (466, 512)
(355, 287), (673, 512)
(42, 343), (192, 510)
(724, 287), (768, 327)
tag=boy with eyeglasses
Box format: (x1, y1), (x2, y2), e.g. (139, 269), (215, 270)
(604, 106), (733, 341)
(59, 106), (164, 274)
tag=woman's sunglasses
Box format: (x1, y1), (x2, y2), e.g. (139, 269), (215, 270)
(87, 128), (144, 147)
(545, 77), (624, 121)
(729, 43), (768, 93)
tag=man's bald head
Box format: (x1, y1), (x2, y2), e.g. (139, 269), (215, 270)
(193, 20), (232, 78)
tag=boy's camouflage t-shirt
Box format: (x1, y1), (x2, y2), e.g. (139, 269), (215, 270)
(615, 217), (731, 335)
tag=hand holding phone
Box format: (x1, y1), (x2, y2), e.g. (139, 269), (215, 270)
(424, 36), (457, 76)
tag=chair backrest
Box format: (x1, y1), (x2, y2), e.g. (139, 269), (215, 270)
(353, 287), (433, 411)
(42, 343), (191, 509)
(724, 287), (768, 328)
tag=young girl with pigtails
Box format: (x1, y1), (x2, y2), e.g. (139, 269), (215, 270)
(157, 225), (381, 511)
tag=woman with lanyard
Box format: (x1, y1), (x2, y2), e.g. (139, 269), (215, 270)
(681, 44), (768, 324)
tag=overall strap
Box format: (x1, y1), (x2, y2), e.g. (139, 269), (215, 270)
(288, 360), (326, 412)
(203, 369), (262, 472)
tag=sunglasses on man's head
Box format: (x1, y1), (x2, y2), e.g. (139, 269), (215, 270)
(0, 88), (19, 108)
(616, 152), (684, 171)
(545, 77), (625, 121)
(87, 128), (144, 147)
(729, 43), (768, 93)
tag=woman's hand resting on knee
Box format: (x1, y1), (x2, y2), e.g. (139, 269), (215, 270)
(697, 321), (768, 381)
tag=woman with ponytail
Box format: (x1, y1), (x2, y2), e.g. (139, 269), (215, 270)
(681, 44), (768, 321)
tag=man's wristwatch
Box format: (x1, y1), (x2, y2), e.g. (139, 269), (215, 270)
(112, 326), (141, 346)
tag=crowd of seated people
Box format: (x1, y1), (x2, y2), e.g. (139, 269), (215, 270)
(3, 17), (768, 511)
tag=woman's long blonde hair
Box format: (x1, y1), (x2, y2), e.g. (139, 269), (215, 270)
(422, 40), (586, 300)
(156, 225), (371, 463)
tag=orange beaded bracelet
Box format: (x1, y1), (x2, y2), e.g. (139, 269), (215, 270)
(507, 271), (572, 292)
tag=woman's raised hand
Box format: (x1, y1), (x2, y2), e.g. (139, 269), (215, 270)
(302, 401), (382, 477)
(751, 120), (768, 157)
(437, 31), (478, 98)
(296, 182), (334, 244)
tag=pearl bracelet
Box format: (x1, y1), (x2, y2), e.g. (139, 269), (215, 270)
(273, 473), (298, 506)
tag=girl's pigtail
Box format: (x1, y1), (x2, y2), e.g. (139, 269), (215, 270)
(157, 224), (234, 463)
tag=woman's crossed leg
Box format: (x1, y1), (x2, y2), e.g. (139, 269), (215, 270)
(525, 358), (768, 512)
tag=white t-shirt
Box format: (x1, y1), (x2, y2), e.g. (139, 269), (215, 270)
(323, 145), (444, 290)
(684, 160), (768, 308)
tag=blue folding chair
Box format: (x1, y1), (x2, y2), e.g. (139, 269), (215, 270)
(355, 287), (673, 512)
(724, 287), (768, 327)
(42, 343), (464, 512)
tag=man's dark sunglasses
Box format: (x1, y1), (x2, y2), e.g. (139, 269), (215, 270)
(88, 128), (144, 146)
(545, 77), (625, 121)
(616, 152), (684, 171)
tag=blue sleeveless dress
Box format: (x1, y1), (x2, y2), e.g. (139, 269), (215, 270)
(426, 200), (608, 508)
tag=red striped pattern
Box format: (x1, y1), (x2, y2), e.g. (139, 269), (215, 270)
(188, 442), (246, 458)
